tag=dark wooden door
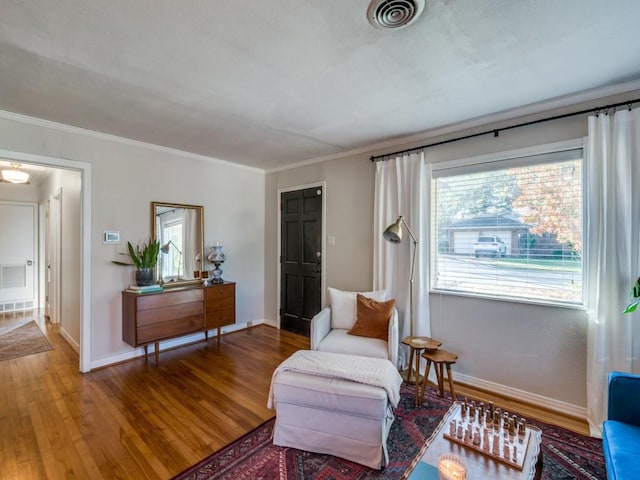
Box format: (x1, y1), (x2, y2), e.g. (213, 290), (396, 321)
(280, 187), (322, 336)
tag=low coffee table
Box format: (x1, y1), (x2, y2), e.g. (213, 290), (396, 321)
(403, 402), (542, 480)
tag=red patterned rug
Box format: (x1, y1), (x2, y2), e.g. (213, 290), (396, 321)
(172, 384), (605, 479)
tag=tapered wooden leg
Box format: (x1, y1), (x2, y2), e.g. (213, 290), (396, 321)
(414, 349), (422, 405)
(446, 364), (456, 400)
(419, 359), (432, 404)
(217, 327), (221, 347)
(144, 344), (148, 363)
(154, 342), (159, 366)
(436, 362), (445, 397)
(406, 347), (415, 383)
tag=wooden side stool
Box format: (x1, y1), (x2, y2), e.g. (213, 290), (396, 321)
(401, 336), (441, 405)
(419, 349), (458, 404)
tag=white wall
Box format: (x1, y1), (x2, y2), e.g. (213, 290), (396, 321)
(265, 91), (640, 413)
(0, 113), (266, 366)
(0, 182), (40, 202)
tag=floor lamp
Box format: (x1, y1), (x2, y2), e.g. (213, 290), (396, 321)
(383, 215), (419, 382)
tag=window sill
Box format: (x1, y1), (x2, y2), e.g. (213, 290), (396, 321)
(429, 288), (587, 311)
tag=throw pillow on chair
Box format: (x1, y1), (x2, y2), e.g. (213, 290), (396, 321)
(328, 287), (388, 330)
(348, 294), (395, 341)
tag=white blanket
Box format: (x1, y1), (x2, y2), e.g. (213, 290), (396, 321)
(267, 350), (403, 409)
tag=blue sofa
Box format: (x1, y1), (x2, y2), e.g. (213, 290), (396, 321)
(603, 371), (640, 479)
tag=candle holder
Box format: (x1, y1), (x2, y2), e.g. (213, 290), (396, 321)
(438, 453), (467, 480)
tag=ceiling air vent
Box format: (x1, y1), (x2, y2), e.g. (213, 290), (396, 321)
(367, 0), (426, 30)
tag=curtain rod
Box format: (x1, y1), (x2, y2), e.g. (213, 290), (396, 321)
(370, 97), (640, 162)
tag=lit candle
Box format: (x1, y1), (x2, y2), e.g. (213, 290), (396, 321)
(438, 454), (467, 480)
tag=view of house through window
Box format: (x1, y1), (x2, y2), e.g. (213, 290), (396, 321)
(431, 147), (583, 305)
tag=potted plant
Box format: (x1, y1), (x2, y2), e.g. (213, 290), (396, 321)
(113, 239), (160, 286)
(623, 277), (640, 313)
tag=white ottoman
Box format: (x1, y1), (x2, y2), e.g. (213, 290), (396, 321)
(270, 367), (396, 469)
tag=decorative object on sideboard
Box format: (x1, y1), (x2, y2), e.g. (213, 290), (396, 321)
(207, 243), (226, 284)
(112, 239), (160, 286)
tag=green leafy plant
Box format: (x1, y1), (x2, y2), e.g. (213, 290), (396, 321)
(113, 240), (160, 270)
(623, 277), (640, 313)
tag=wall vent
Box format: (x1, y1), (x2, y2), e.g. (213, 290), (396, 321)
(0, 300), (34, 313)
(367, 0), (426, 30)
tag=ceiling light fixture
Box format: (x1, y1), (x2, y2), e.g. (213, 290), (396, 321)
(1, 163), (30, 184)
(367, 0), (426, 30)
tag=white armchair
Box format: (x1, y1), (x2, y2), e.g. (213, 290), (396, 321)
(310, 288), (399, 368)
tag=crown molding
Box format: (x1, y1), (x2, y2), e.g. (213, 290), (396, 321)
(0, 109), (264, 174)
(267, 78), (640, 173)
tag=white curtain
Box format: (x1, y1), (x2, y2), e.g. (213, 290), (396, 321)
(373, 151), (431, 369)
(183, 208), (200, 278)
(586, 107), (640, 436)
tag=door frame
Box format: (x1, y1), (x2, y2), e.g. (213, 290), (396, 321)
(38, 203), (46, 310)
(0, 148), (92, 373)
(46, 189), (62, 325)
(277, 181), (326, 330)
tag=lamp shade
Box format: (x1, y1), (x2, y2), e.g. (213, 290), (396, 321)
(1, 166), (29, 184)
(161, 240), (182, 254)
(383, 216), (403, 243)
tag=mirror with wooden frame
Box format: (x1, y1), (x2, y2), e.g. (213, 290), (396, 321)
(151, 202), (204, 286)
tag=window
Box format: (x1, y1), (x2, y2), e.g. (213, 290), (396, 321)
(431, 145), (583, 305)
(160, 219), (183, 279)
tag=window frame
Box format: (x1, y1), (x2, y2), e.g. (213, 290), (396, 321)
(429, 138), (587, 308)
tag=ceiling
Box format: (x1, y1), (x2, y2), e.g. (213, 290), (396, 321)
(1, 1), (640, 171)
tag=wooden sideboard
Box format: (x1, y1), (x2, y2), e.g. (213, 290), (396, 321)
(122, 282), (236, 363)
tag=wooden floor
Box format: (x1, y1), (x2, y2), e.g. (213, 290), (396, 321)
(0, 310), (589, 480)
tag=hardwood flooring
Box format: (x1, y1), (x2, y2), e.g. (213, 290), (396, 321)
(1, 310), (590, 480)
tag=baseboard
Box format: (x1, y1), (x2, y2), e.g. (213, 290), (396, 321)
(263, 318), (278, 328)
(90, 320), (264, 370)
(224, 319), (264, 333)
(59, 327), (80, 353)
(454, 372), (587, 421)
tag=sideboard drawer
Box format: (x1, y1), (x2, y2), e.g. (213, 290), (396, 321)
(137, 314), (203, 344)
(137, 288), (203, 310)
(137, 301), (203, 327)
